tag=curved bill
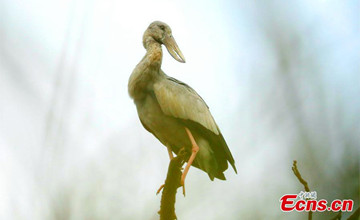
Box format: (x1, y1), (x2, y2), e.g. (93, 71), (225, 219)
(163, 35), (186, 63)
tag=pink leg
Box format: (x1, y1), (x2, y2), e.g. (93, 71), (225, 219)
(157, 146), (174, 195)
(156, 184), (164, 195)
(181, 127), (199, 196)
(167, 146), (174, 160)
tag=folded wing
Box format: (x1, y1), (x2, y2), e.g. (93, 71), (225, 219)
(154, 75), (219, 135)
(153, 74), (237, 175)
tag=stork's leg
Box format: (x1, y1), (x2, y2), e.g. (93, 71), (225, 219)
(156, 184), (164, 195)
(156, 146), (174, 195)
(167, 146), (174, 160)
(181, 127), (199, 196)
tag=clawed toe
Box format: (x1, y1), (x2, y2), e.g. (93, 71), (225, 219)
(181, 174), (186, 196)
(156, 184), (165, 195)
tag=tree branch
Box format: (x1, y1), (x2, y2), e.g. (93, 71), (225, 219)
(159, 148), (186, 220)
(330, 211), (342, 220)
(292, 160), (310, 192)
(292, 160), (312, 220)
(292, 161), (359, 220)
(347, 207), (359, 220)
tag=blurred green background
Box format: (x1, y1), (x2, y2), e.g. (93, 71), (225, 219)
(0, 0), (358, 219)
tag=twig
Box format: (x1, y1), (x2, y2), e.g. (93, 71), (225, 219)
(292, 160), (312, 220)
(347, 207), (359, 220)
(292, 160), (310, 192)
(330, 211), (342, 220)
(159, 148), (186, 220)
(292, 161), (359, 220)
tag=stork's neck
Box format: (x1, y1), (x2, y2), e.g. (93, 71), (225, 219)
(128, 38), (164, 100)
(144, 38), (163, 68)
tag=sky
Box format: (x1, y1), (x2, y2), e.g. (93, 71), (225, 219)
(0, 0), (359, 219)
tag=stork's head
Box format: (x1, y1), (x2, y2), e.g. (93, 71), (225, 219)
(143, 21), (186, 63)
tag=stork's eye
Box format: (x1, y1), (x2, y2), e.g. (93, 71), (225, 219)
(159, 25), (165, 30)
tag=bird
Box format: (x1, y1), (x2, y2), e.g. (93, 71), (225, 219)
(128, 21), (237, 193)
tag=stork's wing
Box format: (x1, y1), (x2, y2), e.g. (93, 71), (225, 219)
(153, 76), (219, 135)
(154, 75), (237, 175)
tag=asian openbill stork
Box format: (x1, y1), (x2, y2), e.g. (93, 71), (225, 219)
(128, 21), (237, 194)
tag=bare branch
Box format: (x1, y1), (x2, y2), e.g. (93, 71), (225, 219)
(159, 148), (186, 220)
(292, 160), (312, 220)
(292, 160), (310, 192)
(347, 207), (359, 220)
(330, 211), (342, 220)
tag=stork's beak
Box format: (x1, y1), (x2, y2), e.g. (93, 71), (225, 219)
(163, 35), (186, 63)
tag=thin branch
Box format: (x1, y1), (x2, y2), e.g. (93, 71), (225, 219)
(330, 211), (342, 220)
(292, 161), (359, 220)
(347, 207), (359, 220)
(292, 160), (310, 192)
(292, 160), (312, 220)
(159, 148), (186, 220)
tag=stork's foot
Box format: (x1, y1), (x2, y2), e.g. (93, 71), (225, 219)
(180, 174), (186, 196)
(157, 179), (185, 196)
(156, 183), (165, 195)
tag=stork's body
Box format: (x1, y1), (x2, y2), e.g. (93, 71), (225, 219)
(128, 21), (237, 186)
